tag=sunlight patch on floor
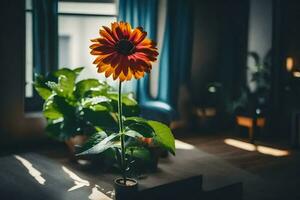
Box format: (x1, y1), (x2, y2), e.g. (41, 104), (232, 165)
(224, 139), (290, 157)
(62, 166), (90, 191)
(89, 185), (113, 200)
(62, 166), (112, 199)
(14, 155), (46, 185)
(175, 139), (195, 150)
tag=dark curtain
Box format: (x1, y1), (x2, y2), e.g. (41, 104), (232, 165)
(33, 0), (58, 74)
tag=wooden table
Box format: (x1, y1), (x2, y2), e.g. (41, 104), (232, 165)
(0, 140), (262, 200)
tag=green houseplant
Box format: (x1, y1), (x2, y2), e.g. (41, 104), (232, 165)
(34, 67), (140, 154)
(76, 22), (176, 199)
(232, 51), (271, 116)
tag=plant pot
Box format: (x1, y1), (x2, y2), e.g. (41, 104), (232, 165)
(65, 135), (88, 154)
(148, 147), (160, 170)
(148, 147), (169, 170)
(114, 178), (138, 200)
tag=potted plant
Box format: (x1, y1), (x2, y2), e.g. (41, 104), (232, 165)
(76, 22), (175, 199)
(232, 51), (271, 116)
(34, 67), (139, 155)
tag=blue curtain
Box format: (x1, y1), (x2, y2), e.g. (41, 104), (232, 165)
(118, 0), (158, 102)
(118, 0), (194, 119)
(33, 0), (58, 74)
(158, 0), (194, 109)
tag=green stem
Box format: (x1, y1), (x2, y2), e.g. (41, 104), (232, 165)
(118, 81), (126, 185)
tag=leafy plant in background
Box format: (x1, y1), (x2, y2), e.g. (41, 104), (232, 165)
(34, 67), (139, 141)
(232, 51), (271, 114)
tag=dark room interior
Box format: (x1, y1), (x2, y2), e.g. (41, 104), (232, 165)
(1, 0), (300, 199)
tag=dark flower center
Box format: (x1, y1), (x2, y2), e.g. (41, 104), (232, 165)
(115, 39), (135, 55)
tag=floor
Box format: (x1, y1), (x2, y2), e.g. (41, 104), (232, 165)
(176, 131), (300, 200)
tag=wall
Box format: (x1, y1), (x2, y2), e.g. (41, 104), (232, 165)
(0, 0), (46, 146)
(190, 0), (221, 105)
(190, 0), (249, 106)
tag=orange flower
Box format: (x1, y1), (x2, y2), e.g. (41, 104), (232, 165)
(90, 22), (159, 82)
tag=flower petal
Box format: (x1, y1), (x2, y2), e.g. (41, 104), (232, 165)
(97, 63), (110, 73)
(119, 72), (127, 82)
(129, 27), (145, 44)
(137, 38), (157, 48)
(92, 45), (115, 55)
(135, 47), (159, 57)
(111, 22), (121, 41)
(100, 29), (115, 44)
(119, 22), (131, 39)
(105, 67), (114, 77)
(102, 53), (117, 64)
(113, 66), (122, 80)
(103, 26), (118, 42)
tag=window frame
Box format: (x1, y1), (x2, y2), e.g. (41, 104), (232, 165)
(25, 2), (44, 112)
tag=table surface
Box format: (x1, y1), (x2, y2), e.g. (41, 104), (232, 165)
(0, 140), (263, 200)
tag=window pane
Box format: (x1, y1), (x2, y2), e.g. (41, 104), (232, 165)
(26, 0), (32, 10)
(58, 2), (117, 15)
(25, 11), (33, 98)
(58, 2), (135, 93)
(58, 15), (119, 88)
(58, 16), (116, 70)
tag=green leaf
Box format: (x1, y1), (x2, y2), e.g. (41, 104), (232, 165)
(89, 104), (110, 111)
(51, 68), (77, 97)
(43, 96), (63, 119)
(76, 132), (120, 155)
(33, 74), (52, 100)
(147, 120), (175, 155)
(126, 146), (151, 162)
(87, 82), (114, 96)
(37, 87), (52, 100)
(74, 79), (101, 98)
(82, 108), (117, 128)
(43, 95), (76, 120)
(73, 67), (84, 76)
(124, 117), (154, 138)
(81, 96), (111, 108)
(122, 93), (138, 106)
(75, 131), (107, 153)
(125, 117), (147, 123)
(124, 130), (143, 138)
(81, 95), (113, 112)
(106, 93), (140, 117)
(107, 92), (138, 106)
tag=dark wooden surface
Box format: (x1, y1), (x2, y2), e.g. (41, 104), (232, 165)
(0, 140), (253, 200)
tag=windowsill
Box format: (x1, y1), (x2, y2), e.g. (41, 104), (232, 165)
(24, 111), (43, 119)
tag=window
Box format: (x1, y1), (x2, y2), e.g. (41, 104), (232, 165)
(25, 0), (33, 98)
(58, 1), (118, 88)
(25, 0), (129, 111)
